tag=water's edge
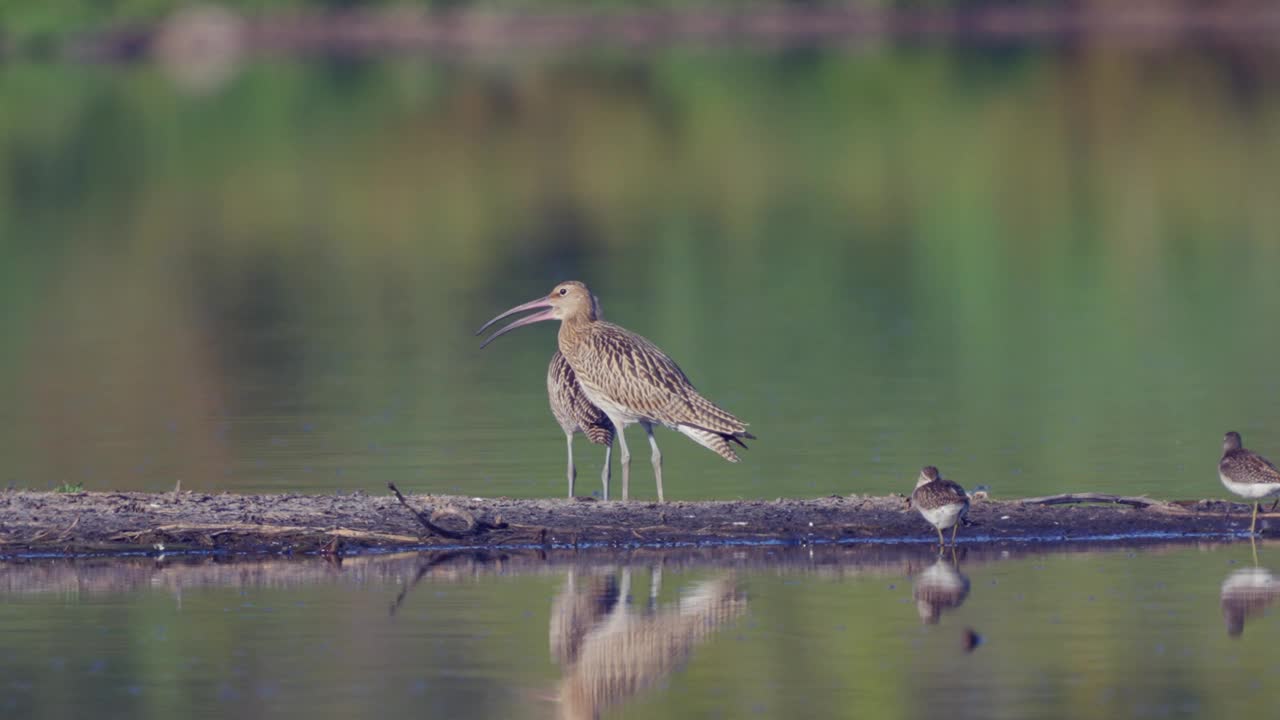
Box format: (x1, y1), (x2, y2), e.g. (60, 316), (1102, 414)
(0, 490), (1265, 559)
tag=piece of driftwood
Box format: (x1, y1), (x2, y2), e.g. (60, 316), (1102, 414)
(1017, 493), (1178, 510)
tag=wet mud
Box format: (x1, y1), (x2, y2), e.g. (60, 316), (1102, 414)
(0, 489), (1268, 558)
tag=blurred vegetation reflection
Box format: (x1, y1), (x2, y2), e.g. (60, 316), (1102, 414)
(2, 41), (1279, 499)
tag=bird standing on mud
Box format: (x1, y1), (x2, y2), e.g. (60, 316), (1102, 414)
(908, 466), (970, 547)
(478, 281), (754, 502)
(548, 295), (614, 499)
(1218, 431), (1280, 535)
(549, 351), (614, 499)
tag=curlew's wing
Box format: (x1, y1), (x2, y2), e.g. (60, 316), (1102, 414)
(547, 351), (615, 446)
(577, 323), (750, 436)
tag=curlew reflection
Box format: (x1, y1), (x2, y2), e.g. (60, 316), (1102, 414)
(550, 566), (746, 720)
(1220, 546), (1280, 637)
(912, 554), (971, 625)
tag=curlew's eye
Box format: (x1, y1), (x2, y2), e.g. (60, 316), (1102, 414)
(558, 287), (567, 296)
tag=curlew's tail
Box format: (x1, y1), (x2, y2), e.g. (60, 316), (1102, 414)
(676, 425), (753, 463)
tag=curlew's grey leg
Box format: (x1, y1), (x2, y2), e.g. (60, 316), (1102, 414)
(649, 563), (662, 611)
(642, 421), (664, 503)
(610, 418), (631, 501)
(601, 442), (612, 501)
(565, 432), (576, 499)
(618, 567), (632, 607)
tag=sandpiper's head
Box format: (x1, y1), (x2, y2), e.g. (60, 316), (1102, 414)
(1224, 431), (1243, 454)
(477, 281), (598, 348)
(916, 466), (941, 488)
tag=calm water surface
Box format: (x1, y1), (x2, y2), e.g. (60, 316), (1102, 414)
(3, 44), (1280, 502)
(2, 542), (1278, 718)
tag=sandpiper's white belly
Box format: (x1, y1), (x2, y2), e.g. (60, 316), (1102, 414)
(1220, 473), (1280, 500)
(919, 502), (967, 530)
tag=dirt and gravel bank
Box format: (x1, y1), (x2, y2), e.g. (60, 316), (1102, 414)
(0, 487), (1266, 558)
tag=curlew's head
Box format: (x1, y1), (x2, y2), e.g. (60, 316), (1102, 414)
(916, 466), (941, 489)
(1224, 431), (1243, 454)
(477, 281), (598, 348)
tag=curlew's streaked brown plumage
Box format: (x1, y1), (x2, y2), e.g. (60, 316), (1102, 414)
(549, 350), (615, 499)
(908, 466), (970, 547)
(478, 281), (754, 502)
(548, 293), (615, 499)
(1219, 431), (1280, 535)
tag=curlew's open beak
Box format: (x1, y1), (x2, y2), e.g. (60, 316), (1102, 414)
(476, 296), (556, 348)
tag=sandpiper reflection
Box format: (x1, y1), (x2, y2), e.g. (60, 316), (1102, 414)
(913, 555), (970, 625)
(550, 566), (746, 720)
(1220, 548), (1280, 637)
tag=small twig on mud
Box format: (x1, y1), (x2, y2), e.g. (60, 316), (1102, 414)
(1018, 493), (1180, 510)
(55, 516), (81, 542)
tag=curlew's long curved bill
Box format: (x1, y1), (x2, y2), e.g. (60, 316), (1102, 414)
(477, 296), (556, 348)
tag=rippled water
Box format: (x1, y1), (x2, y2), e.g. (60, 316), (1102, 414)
(1, 541), (1277, 719)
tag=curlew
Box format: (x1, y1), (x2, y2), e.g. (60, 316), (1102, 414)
(1218, 431), (1280, 535)
(907, 465), (970, 547)
(550, 351), (615, 499)
(549, 294), (615, 499)
(478, 281), (753, 502)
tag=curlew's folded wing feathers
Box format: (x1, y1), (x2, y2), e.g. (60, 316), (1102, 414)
(547, 351), (615, 446)
(575, 323), (750, 435)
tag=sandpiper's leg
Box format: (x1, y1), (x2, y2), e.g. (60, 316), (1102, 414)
(936, 527), (945, 547)
(642, 421), (664, 503)
(611, 419), (631, 501)
(601, 442), (613, 501)
(951, 522), (960, 546)
(1252, 502), (1260, 535)
(565, 432), (576, 499)
(1270, 498), (1279, 513)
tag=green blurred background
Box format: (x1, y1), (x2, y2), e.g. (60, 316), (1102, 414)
(2, 2), (1280, 500)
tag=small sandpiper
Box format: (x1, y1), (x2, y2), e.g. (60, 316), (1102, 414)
(908, 466), (970, 547)
(1219, 431), (1280, 535)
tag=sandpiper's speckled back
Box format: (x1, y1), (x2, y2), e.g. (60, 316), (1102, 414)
(548, 351), (614, 446)
(911, 472), (970, 512)
(1219, 432), (1280, 487)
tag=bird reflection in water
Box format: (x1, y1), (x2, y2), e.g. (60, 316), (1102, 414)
(1220, 540), (1280, 637)
(912, 552), (971, 625)
(549, 566), (747, 720)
